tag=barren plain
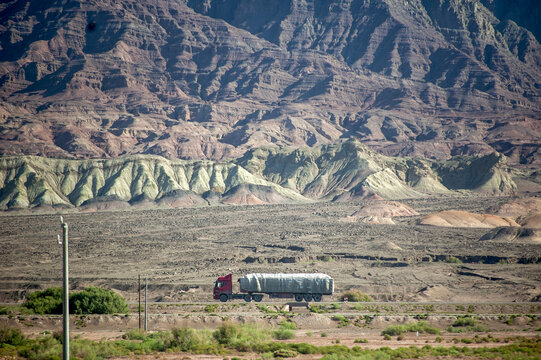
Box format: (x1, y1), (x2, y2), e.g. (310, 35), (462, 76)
(1, 194), (541, 358)
(1, 195), (540, 304)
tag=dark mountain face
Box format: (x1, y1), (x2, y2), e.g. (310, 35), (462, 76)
(0, 0), (539, 164)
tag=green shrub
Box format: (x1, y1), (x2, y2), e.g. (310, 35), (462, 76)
(273, 348), (297, 358)
(24, 287), (129, 315)
(24, 287), (63, 315)
(204, 304), (218, 313)
(332, 315), (350, 327)
(354, 338), (368, 343)
(309, 305), (328, 313)
(340, 290), (373, 302)
(70, 287), (128, 314)
(279, 319), (297, 330)
(170, 328), (201, 351)
(289, 342), (317, 354)
(381, 321), (440, 336)
(384, 334), (391, 340)
(0, 327), (26, 346)
(446, 324), (489, 333)
(18, 335), (62, 359)
(213, 323), (271, 352)
(0, 306), (10, 315)
(122, 329), (146, 340)
(273, 328), (295, 340)
(452, 317), (477, 327)
(213, 323), (239, 345)
(446, 256), (462, 264)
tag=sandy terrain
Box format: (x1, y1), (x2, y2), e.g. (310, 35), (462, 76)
(0, 195), (540, 304)
(1, 195), (540, 358)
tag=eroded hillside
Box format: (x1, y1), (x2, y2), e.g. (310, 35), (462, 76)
(0, 140), (516, 209)
(0, 0), (539, 163)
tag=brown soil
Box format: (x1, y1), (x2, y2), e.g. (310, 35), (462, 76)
(0, 195), (540, 305)
(419, 210), (519, 228)
(489, 197), (541, 216)
(517, 212), (541, 228)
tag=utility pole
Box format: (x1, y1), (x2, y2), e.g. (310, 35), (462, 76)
(138, 275), (141, 329)
(57, 216), (69, 360)
(144, 278), (148, 331)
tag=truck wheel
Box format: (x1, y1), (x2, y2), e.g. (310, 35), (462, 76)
(313, 294), (322, 302)
(244, 294), (252, 302)
(253, 294), (263, 302)
(304, 294), (313, 302)
(219, 294), (228, 302)
(295, 294), (304, 302)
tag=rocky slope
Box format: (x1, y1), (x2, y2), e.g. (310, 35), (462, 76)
(0, 0), (540, 163)
(0, 140), (516, 209)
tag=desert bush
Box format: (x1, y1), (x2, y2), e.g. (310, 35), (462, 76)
(452, 317), (477, 327)
(169, 328), (203, 351)
(309, 305), (328, 313)
(278, 319), (297, 330)
(340, 290), (373, 302)
(273, 348), (297, 358)
(2, 326), (541, 360)
(18, 335), (62, 360)
(381, 321), (440, 336)
(213, 323), (239, 345)
(0, 327), (26, 346)
(332, 315), (349, 325)
(24, 287), (63, 315)
(354, 338), (368, 343)
(289, 342), (318, 354)
(122, 329), (146, 340)
(213, 323), (271, 351)
(447, 317), (489, 333)
(273, 328), (295, 340)
(446, 324), (489, 333)
(204, 304), (218, 313)
(70, 287), (128, 314)
(24, 287), (128, 315)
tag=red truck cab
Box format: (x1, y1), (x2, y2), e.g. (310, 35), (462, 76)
(213, 274), (233, 300)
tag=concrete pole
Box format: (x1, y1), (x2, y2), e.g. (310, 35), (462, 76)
(138, 275), (141, 329)
(62, 222), (69, 360)
(144, 278), (148, 331)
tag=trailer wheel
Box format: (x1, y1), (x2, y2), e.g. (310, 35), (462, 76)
(243, 294), (252, 302)
(253, 294), (263, 302)
(304, 294), (313, 302)
(294, 294), (304, 302)
(219, 294), (228, 303)
(313, 294), (322, 302)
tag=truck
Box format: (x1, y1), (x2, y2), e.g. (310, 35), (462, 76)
(213, 273), (334, 302)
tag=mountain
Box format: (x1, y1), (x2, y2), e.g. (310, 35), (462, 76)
(0, 0), (539, 164)
(0, 140), (516, 210)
